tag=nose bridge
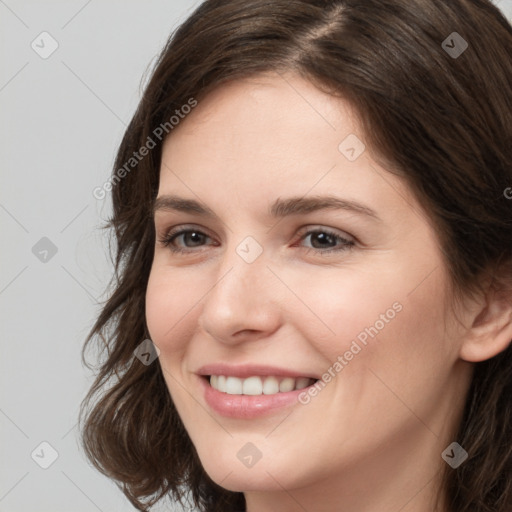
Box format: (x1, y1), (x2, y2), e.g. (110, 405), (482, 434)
(208, 237), (269, 310)
(213, 229), (268, 290)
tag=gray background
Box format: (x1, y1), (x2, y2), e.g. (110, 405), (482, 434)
(1, 1), (511, 511)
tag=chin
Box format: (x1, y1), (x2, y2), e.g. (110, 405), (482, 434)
(197, 450), (299, 493)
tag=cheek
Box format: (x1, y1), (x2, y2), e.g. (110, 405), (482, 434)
(145, 266), (199, 356)
(145, 267), (202, 415)
(334, 266), (454, 419)
(296, 260), (452, 390)
(286, 265), (411, 361)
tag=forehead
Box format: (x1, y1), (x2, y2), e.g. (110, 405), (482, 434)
(157, 72), (422, 226)
(162, 72), (358, 163)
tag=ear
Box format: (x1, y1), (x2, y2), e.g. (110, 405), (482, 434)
(459, 285), (512, 362)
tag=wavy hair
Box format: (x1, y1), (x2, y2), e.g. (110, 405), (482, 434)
(79, 1), (512, 511)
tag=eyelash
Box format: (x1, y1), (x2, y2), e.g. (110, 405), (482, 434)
(157, 226), (355, 256)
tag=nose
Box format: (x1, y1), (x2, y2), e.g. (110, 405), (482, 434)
(198, 246), (282, 346)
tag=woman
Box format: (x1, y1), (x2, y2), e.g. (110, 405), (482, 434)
(80, 1), (512, 511)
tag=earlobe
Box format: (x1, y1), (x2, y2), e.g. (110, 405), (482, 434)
(459, 290), (512, 363)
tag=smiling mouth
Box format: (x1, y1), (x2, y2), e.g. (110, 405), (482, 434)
(206, 375), (318, 396)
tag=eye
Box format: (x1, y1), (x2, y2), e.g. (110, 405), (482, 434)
(295, 228), (355, 255)
(158, 226), (214, 254)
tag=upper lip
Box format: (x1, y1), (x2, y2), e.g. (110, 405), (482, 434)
(197, 363), (319, 380)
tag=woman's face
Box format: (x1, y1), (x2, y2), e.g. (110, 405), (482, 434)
(146, 72), (473, 507)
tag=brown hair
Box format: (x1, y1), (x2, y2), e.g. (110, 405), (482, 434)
(79, 1), (512, 511)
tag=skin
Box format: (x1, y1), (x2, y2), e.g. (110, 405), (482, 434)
(145, 72), (510, 512)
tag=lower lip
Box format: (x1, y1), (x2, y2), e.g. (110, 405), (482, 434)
(200, 376), (315, 419)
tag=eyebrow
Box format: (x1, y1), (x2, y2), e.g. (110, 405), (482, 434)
(152, 194), (381, 221)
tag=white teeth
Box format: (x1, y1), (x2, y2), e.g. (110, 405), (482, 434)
(242, 376), (263, 395)
(279, 377), (295, 392)
(225, 376), (243, 395)
(262, 376), (279, 395)
(209, 375), (315, 395)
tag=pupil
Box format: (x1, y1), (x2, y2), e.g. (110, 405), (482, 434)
(187, 232), (202, 246)
(314, 233), (333, 247)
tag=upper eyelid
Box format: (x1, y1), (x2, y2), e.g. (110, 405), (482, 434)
(157, 222), (351, 234)
(158, 223), (215, 238)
